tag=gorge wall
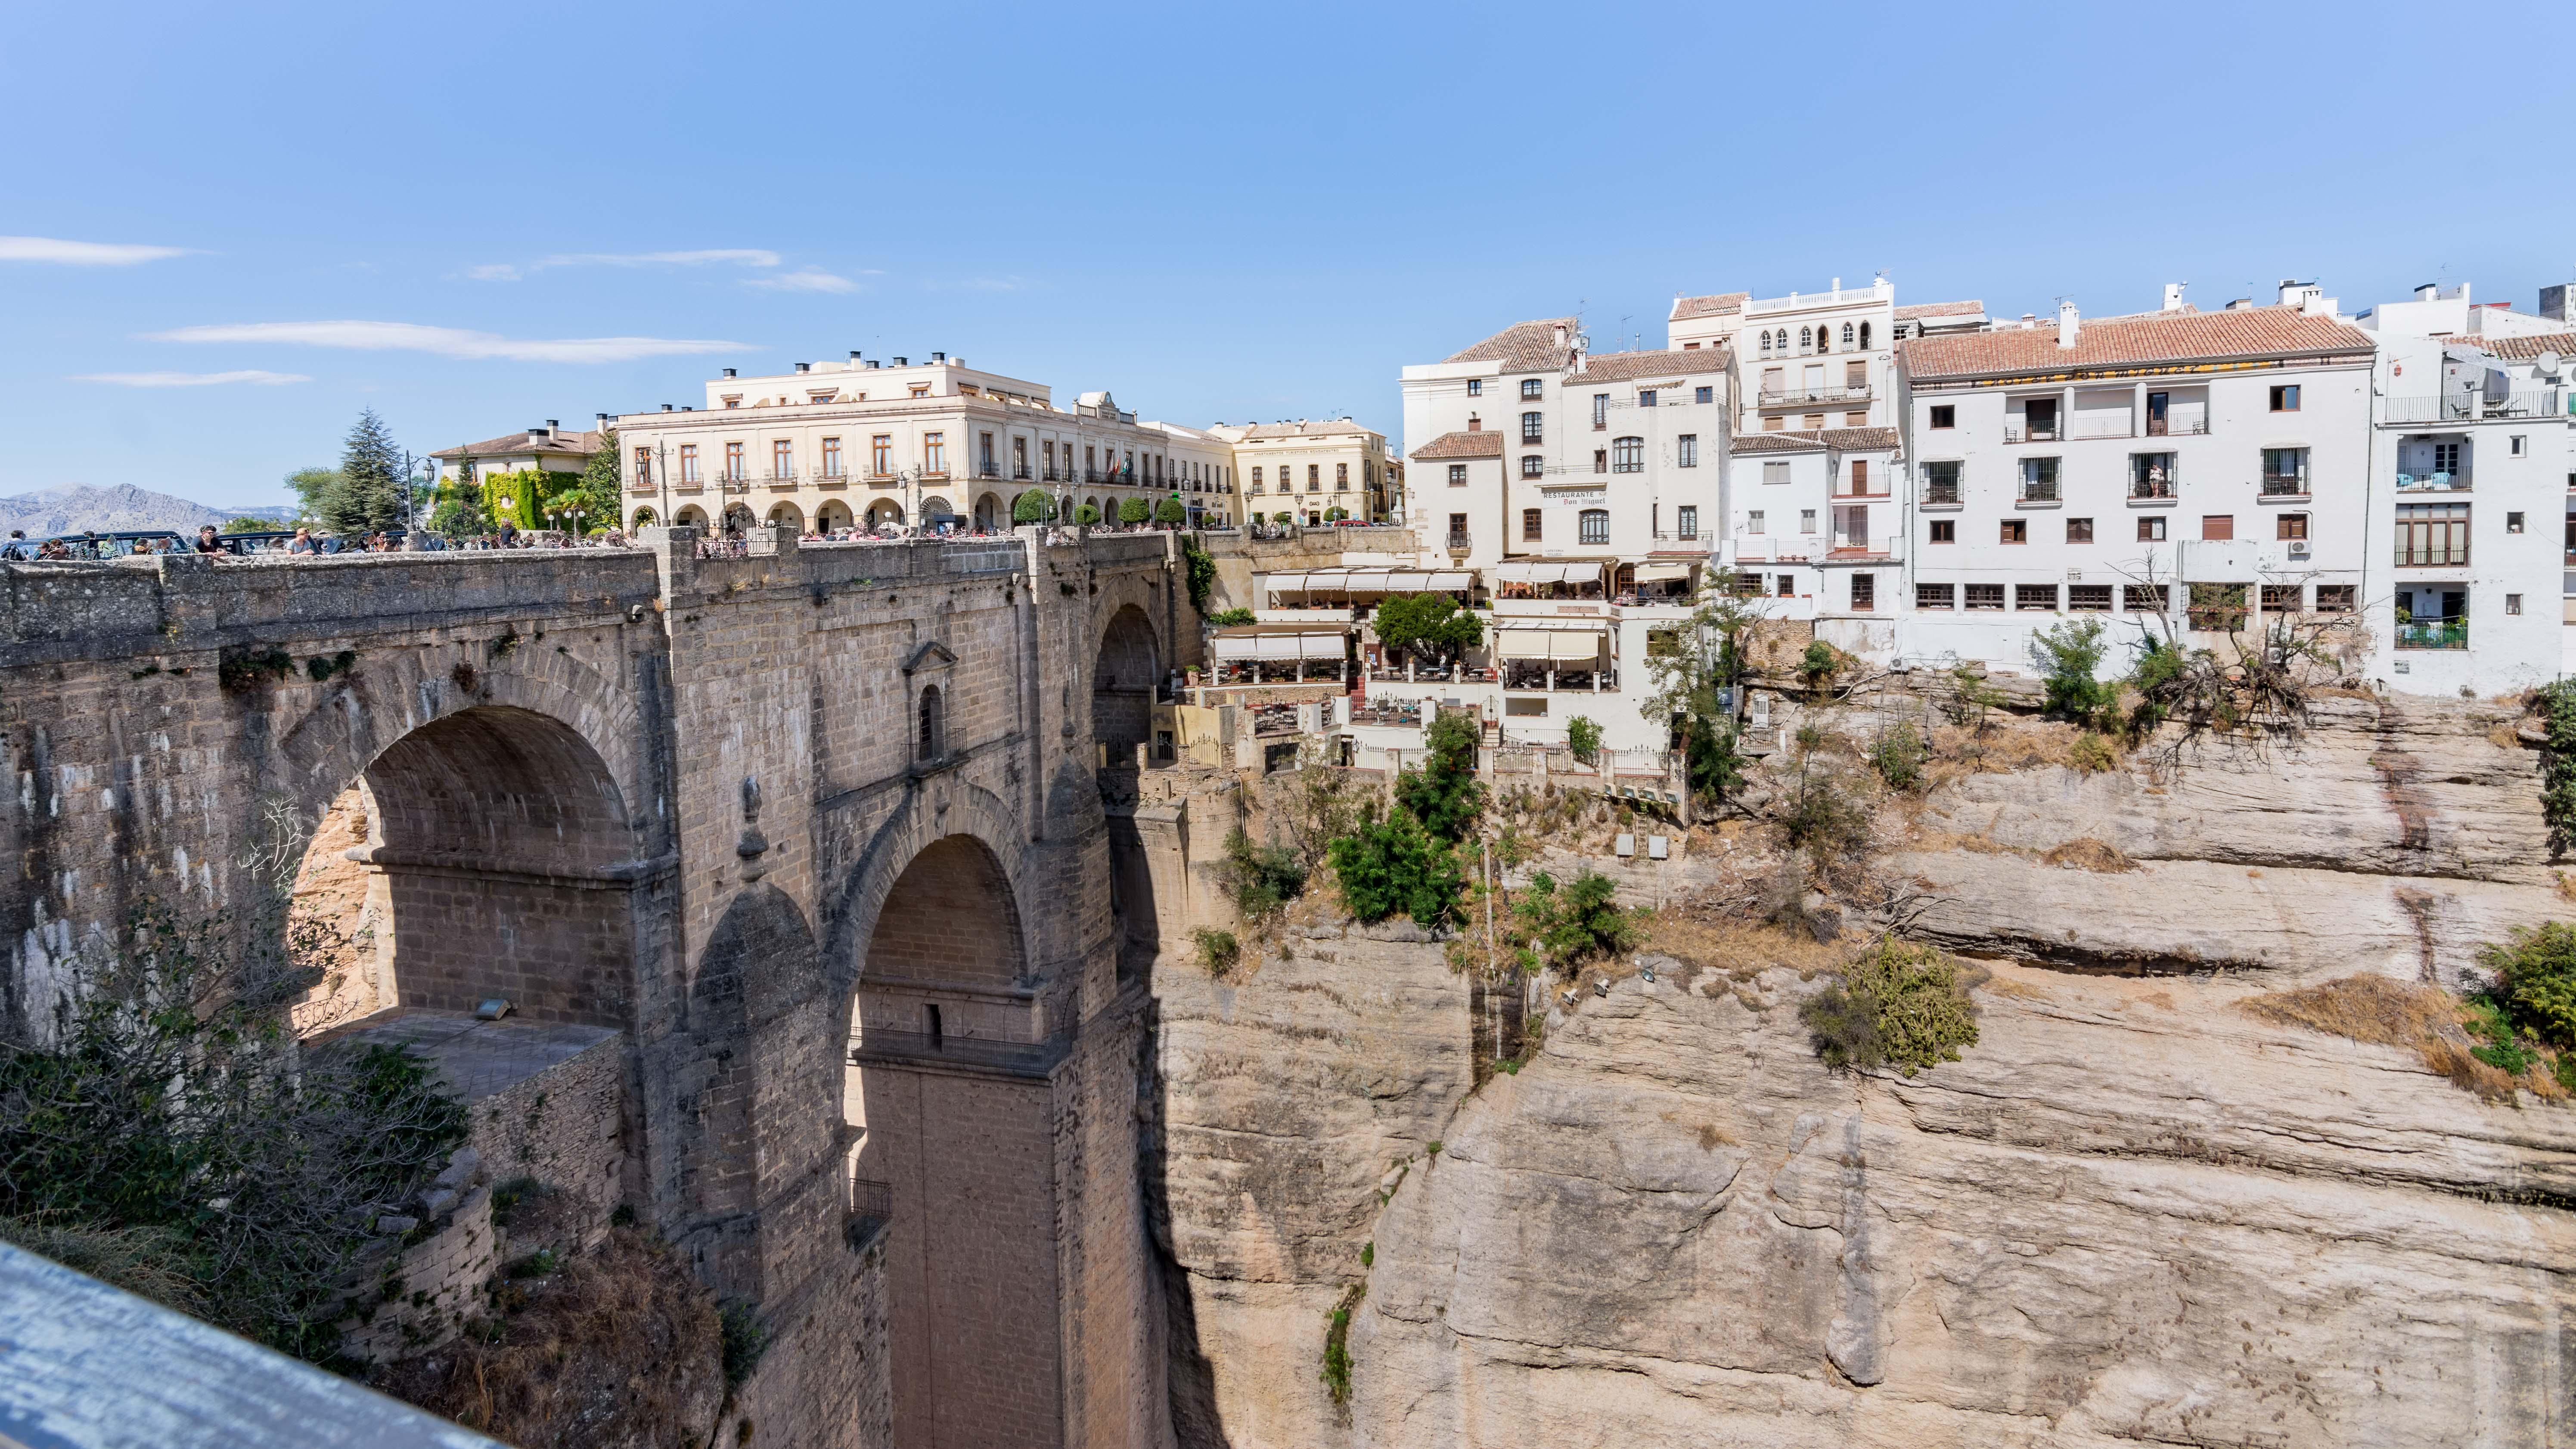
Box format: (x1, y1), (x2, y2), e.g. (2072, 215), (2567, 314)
(1148, 691), (2576, 1448)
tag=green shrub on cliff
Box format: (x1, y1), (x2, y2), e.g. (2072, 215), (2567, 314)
(1799, 939), (1980, 1076)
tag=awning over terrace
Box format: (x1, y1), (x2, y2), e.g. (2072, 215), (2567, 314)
(1212, 630), (1349, 662)
(1493, 627), (1609, 662)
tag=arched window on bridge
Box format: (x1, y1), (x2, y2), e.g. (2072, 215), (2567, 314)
(917, 684), (943, 763)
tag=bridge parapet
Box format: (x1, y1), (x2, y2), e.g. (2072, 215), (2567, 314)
(0, 548), (663, 664)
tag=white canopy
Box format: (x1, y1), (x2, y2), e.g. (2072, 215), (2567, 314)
(1214, 631), (1347, 662)
(1259, 567), (1475, 600)
(1495, 627), (1607, 662)
(1494, 560), (1608, 585)
(1632, 564), (1694, 583)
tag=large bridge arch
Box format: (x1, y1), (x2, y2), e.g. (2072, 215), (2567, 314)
(1092, 602), (1160, 762)
(840, 813), (1066, 1449)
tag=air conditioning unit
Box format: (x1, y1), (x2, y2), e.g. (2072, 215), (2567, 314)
(2287, 540), (2311, 557)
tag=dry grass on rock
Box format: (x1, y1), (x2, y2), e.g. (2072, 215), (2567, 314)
(2242, 975), (2560, 1103)
(2039, 838), (2138, 873)
(376, 1229), (726, 1449)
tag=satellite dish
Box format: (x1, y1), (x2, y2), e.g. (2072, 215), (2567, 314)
(2538, 350), (2563, 377)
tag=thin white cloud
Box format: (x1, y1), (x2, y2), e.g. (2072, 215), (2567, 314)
(745, 268), (859, 294)
(466, 248), (783, 281)
(0, 235), (192, 266)
(144, 320), (751, 365)
(72, 369), (311, 387)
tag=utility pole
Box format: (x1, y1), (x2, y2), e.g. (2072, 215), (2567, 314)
(1481, 836), (1499, 1066)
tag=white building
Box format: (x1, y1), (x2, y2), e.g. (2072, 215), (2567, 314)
(1894, 288), (2377, 675)
(2358, 282), (2576, 694)
(613, 354), (1236, 535)
(1719, 426), (1905, 653)
(1399, 317), (1729, 575)
(1207, 419), (1391, 526)
(1671, 279), (1899, 434)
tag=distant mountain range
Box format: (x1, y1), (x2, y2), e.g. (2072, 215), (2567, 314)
(0, 484), (300, 539)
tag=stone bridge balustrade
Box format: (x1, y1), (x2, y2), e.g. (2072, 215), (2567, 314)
(0, 524), (1202, 1449)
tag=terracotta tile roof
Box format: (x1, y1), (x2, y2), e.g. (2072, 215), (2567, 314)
(2460, 330), (2576, 363)
(1442, 317), (1579, 371)
(1570, 348), (1732, 382)
(1730, 432), (1825, 454)
(1816, 426), (1899, 450)
(1894, 300), (1983, 321)
(1670, 292), (1749, 321)
(429, 428), (603, 460)
(1731, 426), (1898, 455)
(1900, 305), (2374, 382)
(1408, 431), (1505, 460)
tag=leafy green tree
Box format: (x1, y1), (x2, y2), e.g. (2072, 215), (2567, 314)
(426, 479), (490, 538)
(1373, 593), (1483, 667)
(1117, 496), (1150, 525)
(1012, 489), (1055, 524)
(1154, 497), (1188, 526)
(1507, 870), (1640, 976)
(285, 466), (344, 526)
(1327, 813), (1467, 928)
(566, 429), (621, 532)
(221, 517), (270, 534)
(1076, 503), (1102, 525)
(1182, 538), (1217, 612)
(1216, 829), (1307, 920)
(2031, 617), (2115, 726)
(1395, 709), (1485, 843)
(2537, 681), (2576, 853)
(2477, 922), (2576, 1049)
(1566, 715), (1602, 764)
(332, 408), (407, 534)
(1641, 580), (1761, 808)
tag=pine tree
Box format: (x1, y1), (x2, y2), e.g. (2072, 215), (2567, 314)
(334, 410), (407, 534)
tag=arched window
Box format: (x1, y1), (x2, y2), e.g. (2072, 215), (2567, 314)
(918, 684), (944, 761)
(1578, 508), (1609, 546)
(1611, 436), (1644, 473)
(1840, 322), (1854, 348)
(1858, 321), (1871, 350)
(1758, 330), (1772, 355)
(1798, 326), (1813, 352)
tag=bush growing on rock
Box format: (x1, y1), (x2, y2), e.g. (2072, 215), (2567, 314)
(1192, 928), (1241, 977)
(1217, 830), (1307, 921)
(2477, 922), (2576, 1058)
(1328, 814), (1466, 930)
(1869, 723), (1925, 791)
(1799, 939), (1980, 1075)
(2536, 681), (2576, 854)
(2030, 617), (2116, 727)
(1394, 711), (1485, 844)
(1508, 870), (1642, 977)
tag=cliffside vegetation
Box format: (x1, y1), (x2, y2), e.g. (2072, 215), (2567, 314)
(1798, 939), (1983, 1076)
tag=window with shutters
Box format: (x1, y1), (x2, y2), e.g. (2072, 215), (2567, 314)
(1522, 508), (1543, 541)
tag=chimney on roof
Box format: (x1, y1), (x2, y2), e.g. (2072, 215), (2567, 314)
(2543, 284), (2575, 323)
(893, 357), (907, 366)
(849, 349), (862, 363)
(723, 368), (737, 378)
(662, 403), (674, 412)
(531, 424), (550, 441)
(932, 351), (946, 363)
(2416, 283), (2439, 302)
(1553, 323), (1567, 349)
(2020, 313), (2037, 329)
(2226, 298), (2253, 310)
(2162, 282), (2187, 312)
(2056, 301), (2079, 349)
(595, 412), (610, 433)
(795, 362), (810, 374)
(546, 419), (559, 431)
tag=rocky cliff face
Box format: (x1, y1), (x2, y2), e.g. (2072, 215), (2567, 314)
(1151, 695), (2576, 1448)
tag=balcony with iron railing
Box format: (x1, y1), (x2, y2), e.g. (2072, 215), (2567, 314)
(2003, 422), (2062, 444)
(2395, 469), (2472, 492)
(814, 467), (847, 486)
(2396, 539), (2469, 568)
(2394, 617), (2468, 650)
(2259, 471), (2309, 499)
(2143, 417), (2211, 437)
(2017, 478), (2061, 504)
(761, 470), (798, 489)
(2382, 391), (2566, 425)
(1758, 383), (1871, 407)
(1444, 531), (1471, 552)
(1921, 481), (1961, 506)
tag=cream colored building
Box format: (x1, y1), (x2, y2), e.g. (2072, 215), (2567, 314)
(612, 353), (1238, 534)
(1668, 279), (1987, 437)
(429, 415), (608, 488)
(1207, 418), (1393, 525)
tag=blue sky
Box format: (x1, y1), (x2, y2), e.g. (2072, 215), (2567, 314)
(6, 0), (2572, 510)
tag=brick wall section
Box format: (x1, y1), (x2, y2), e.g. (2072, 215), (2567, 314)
(468, 1030), (627, 1229)
(338, 1185), (497, 1366)
(0, 531), (1182, 1449)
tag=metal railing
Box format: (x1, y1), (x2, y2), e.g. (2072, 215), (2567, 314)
(761, 471), (798, 487)
(1759, 384), (1870, 406)
(847, 1176), (893, 1250)
(2394, 618), (2468, 650)
(2017, 479), (2060, 503)
(2144, 418), (2210, 436)
(2259, 473), (2309, 496)
(1445, 532), (1471, 551)
(2396, 541), (2470, 567)
(2003, 423), (2061, 443)
(1922, 482), (1961, 504)
(2382, 391), (2565, 424)
(2395, 471), (2471, 491)
(2130, 477), (2176, 500)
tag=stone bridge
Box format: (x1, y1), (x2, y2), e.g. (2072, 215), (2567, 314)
(0, 526), (1201, 1449)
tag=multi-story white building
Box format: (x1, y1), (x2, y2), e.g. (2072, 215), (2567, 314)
(1207, 419), (1391, 526)
(612, 353), (1237, 535)
(1719, 426), (1905, 652)
(2358, 282), (2576, 693)
(1672, 279), (1899, 434)
(1399, 317), (1729, 574)
(1894, 288), (2377, 674)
